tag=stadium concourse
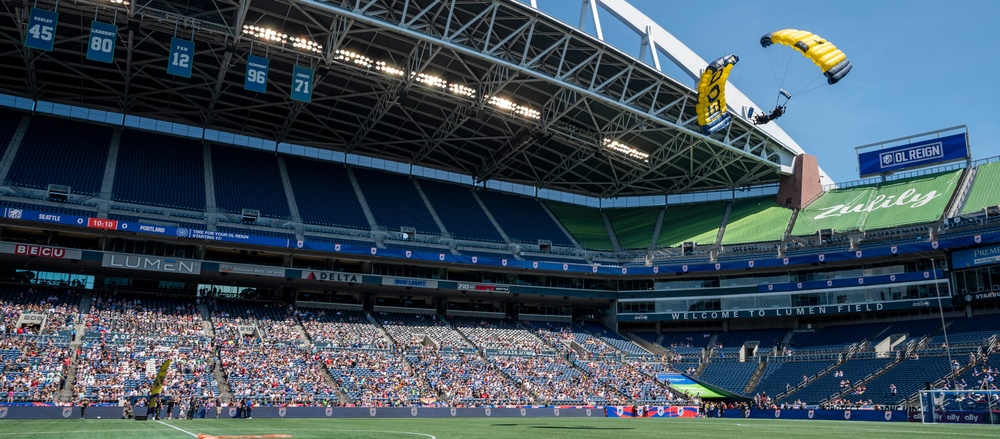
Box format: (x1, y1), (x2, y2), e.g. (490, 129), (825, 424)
(2, 0), (1000, 425)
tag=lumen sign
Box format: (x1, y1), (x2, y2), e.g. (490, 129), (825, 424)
(102, 254), (202, 275)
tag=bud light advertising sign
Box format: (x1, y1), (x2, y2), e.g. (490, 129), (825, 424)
(858, 133), (968, 177)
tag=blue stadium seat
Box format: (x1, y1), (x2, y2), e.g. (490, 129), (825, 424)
(475, 190), (574, 246)
(113, 130), (205, 210)
(7, 115), (111, 195)
(351, 168), (441, 235)
(211, 145), (290, 218)
(418, 179), (504, 242)
(283, 156), (370, 230)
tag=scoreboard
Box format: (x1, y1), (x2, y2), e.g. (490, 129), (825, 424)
(24, 7), (314, 102)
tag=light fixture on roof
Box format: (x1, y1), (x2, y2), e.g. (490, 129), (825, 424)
(241, 25), (289, 44)
(603, 138), (649, 161)
(487, 96), (540, 120)
(292, 36), (323, 54)
(108, 0), (129, 5)
(334, 49), (374, 68)
(414, 73), (447, 89)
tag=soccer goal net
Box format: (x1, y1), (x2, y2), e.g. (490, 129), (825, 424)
(919, 389), (1000, 424)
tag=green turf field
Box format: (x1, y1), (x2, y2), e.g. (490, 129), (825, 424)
(0, 418), (996, 439)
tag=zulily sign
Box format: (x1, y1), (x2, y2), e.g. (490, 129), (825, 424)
(858, 133), (968, 177)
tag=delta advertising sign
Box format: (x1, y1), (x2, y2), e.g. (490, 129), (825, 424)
(858, 133), (968, 177)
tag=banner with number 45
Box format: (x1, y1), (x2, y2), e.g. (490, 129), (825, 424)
(25, 7), (58, 52)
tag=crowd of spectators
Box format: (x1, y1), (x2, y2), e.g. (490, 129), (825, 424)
(490, 354), (622, 405)
(0, 337), (70, 401)
(575, 359), (673, 403)
(451, 317), (551, 354)
(413, 348), (532, 405)
(296, 308), (389, 349)
(319, 348), (429, 406)
(1, 288), (80, 336)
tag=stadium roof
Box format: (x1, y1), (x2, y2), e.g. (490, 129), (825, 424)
(0, 0), (821, 197)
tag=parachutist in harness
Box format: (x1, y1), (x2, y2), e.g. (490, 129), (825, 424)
(753, 105), (785, 125)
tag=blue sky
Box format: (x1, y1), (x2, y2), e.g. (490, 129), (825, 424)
(531, 0), (1000, 184)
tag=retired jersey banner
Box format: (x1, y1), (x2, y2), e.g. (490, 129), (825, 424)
(858, 133), (968, 177)
(290, 65), (313, 102)
(86, 21), (117, 63)
(25, 8), (58, 52)
(244, 54), (269, 93)
(167, 37), (195, 78)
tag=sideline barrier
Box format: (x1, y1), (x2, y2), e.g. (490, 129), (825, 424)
(0, 406), (602, 420)
(604, 406), (699, 418)
(722, 408), (907, 422)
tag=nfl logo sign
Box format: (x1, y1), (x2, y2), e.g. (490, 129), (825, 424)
(370, 408), (377, 417)
(562, 264), (568, 271)
(501, 259), (508, 266)
(975, 235), (982, 243)
(807, 410), (814, 419)
(229, 407), (238, 417)
(856, 250), (862, 258)
(890, 274), (896, 281)
(714, 263), (721, 270)
(63, 408), (73, 418)
(532, 261), (538, 269)
(554, 407), (560, 417)
(370, 247), (377, 255)
(827, 280), (833, 287)
(472, 256), (478, 264)
(439, 253), (446, 261)
(405, 250), (412, 258)
(520, 408), (526, 417)
(0, 407), (6, 418)
(932, 241), (939, 249)
(890, 245), (898, 254)
(818, 254), (825, 262)
(767, 285), (773, 291)
(586, 408), (592, 417)
(335, 244), (341, 251)
(450, 408), (457, 417)
(411, 408), (418, 417)
(485, 408), (491, 417)
(774, 409), (781, 418)
(844, 410), (851, 420)
(296, 240), (304, 248)
(325, 407), (333, 417)
(885, 411), (892, 421)
(592, 266), (598, 273)
(278, 408), (287, 417)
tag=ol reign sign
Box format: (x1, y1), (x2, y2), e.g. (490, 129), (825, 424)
(858, 132), (968, 177)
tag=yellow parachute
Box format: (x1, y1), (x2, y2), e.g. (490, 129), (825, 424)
(760, 29), (852, 86)
(150, 359), (172, 397)
(696, 54), (739, 135)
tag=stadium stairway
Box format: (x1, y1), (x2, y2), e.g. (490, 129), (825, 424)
(98, 128), (121, 200)
(649, 207), (666, 249)
(346, 167), (379, 230)
(202, 143), (219, 214)
(947, 165), (978, 218)
(623, 332), (672, 357)
(0, 112), (30, 182)
(470, 190), (512, 243)
(602, 211), (623, 253)
(714, 201), (733, 245)
(412, 180), (453, 240)
(276, 157), (304, 223)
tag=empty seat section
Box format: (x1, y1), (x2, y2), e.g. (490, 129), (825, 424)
(476, 190), (573, 246)
(932, 313), (1000, 347)
(351, 168), (440, 235)
(418, 179), (503, 242)
(716, 328), (786, 351)
(210, 145), (290, 218)
(657, 201), (727, 247)
(789, 322), (888, 352)
(700, 362), (757, 392)
(792, 358), (892, 403)
(863, 170), (962, 231)
(792, 185), (875, 236)
(0, 107), (24, 158)
(962, 161), (1000, 215)
(7, 115), (111, 195)
(283, 156), (369, 229)
(754, 359), (834, 399)
(864, 357), (952, 405)
(545, 202), (613, 251)
(216, 225), (295, 241)
(607, 207), (659, 249)
(721, 197), (793, 245)
(113, 130), (205, 210)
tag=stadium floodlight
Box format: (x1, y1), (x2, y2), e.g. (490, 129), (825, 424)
(108, 0), (129, 5)
(241, 25), (289, 44)
(414, 73), (447, 89)
(334, 49), (374, 68)
(487, 96), (541, 120)
(449, 83), (476, 98)
(292, 37), (323, 54)
(603, 138), (650, 161)
(374, 61), (405, 76)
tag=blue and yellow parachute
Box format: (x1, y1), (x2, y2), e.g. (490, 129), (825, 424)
(150, 359), (172, 397)
(696, 54), (739, 135)
(760, 29), (852, 85)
